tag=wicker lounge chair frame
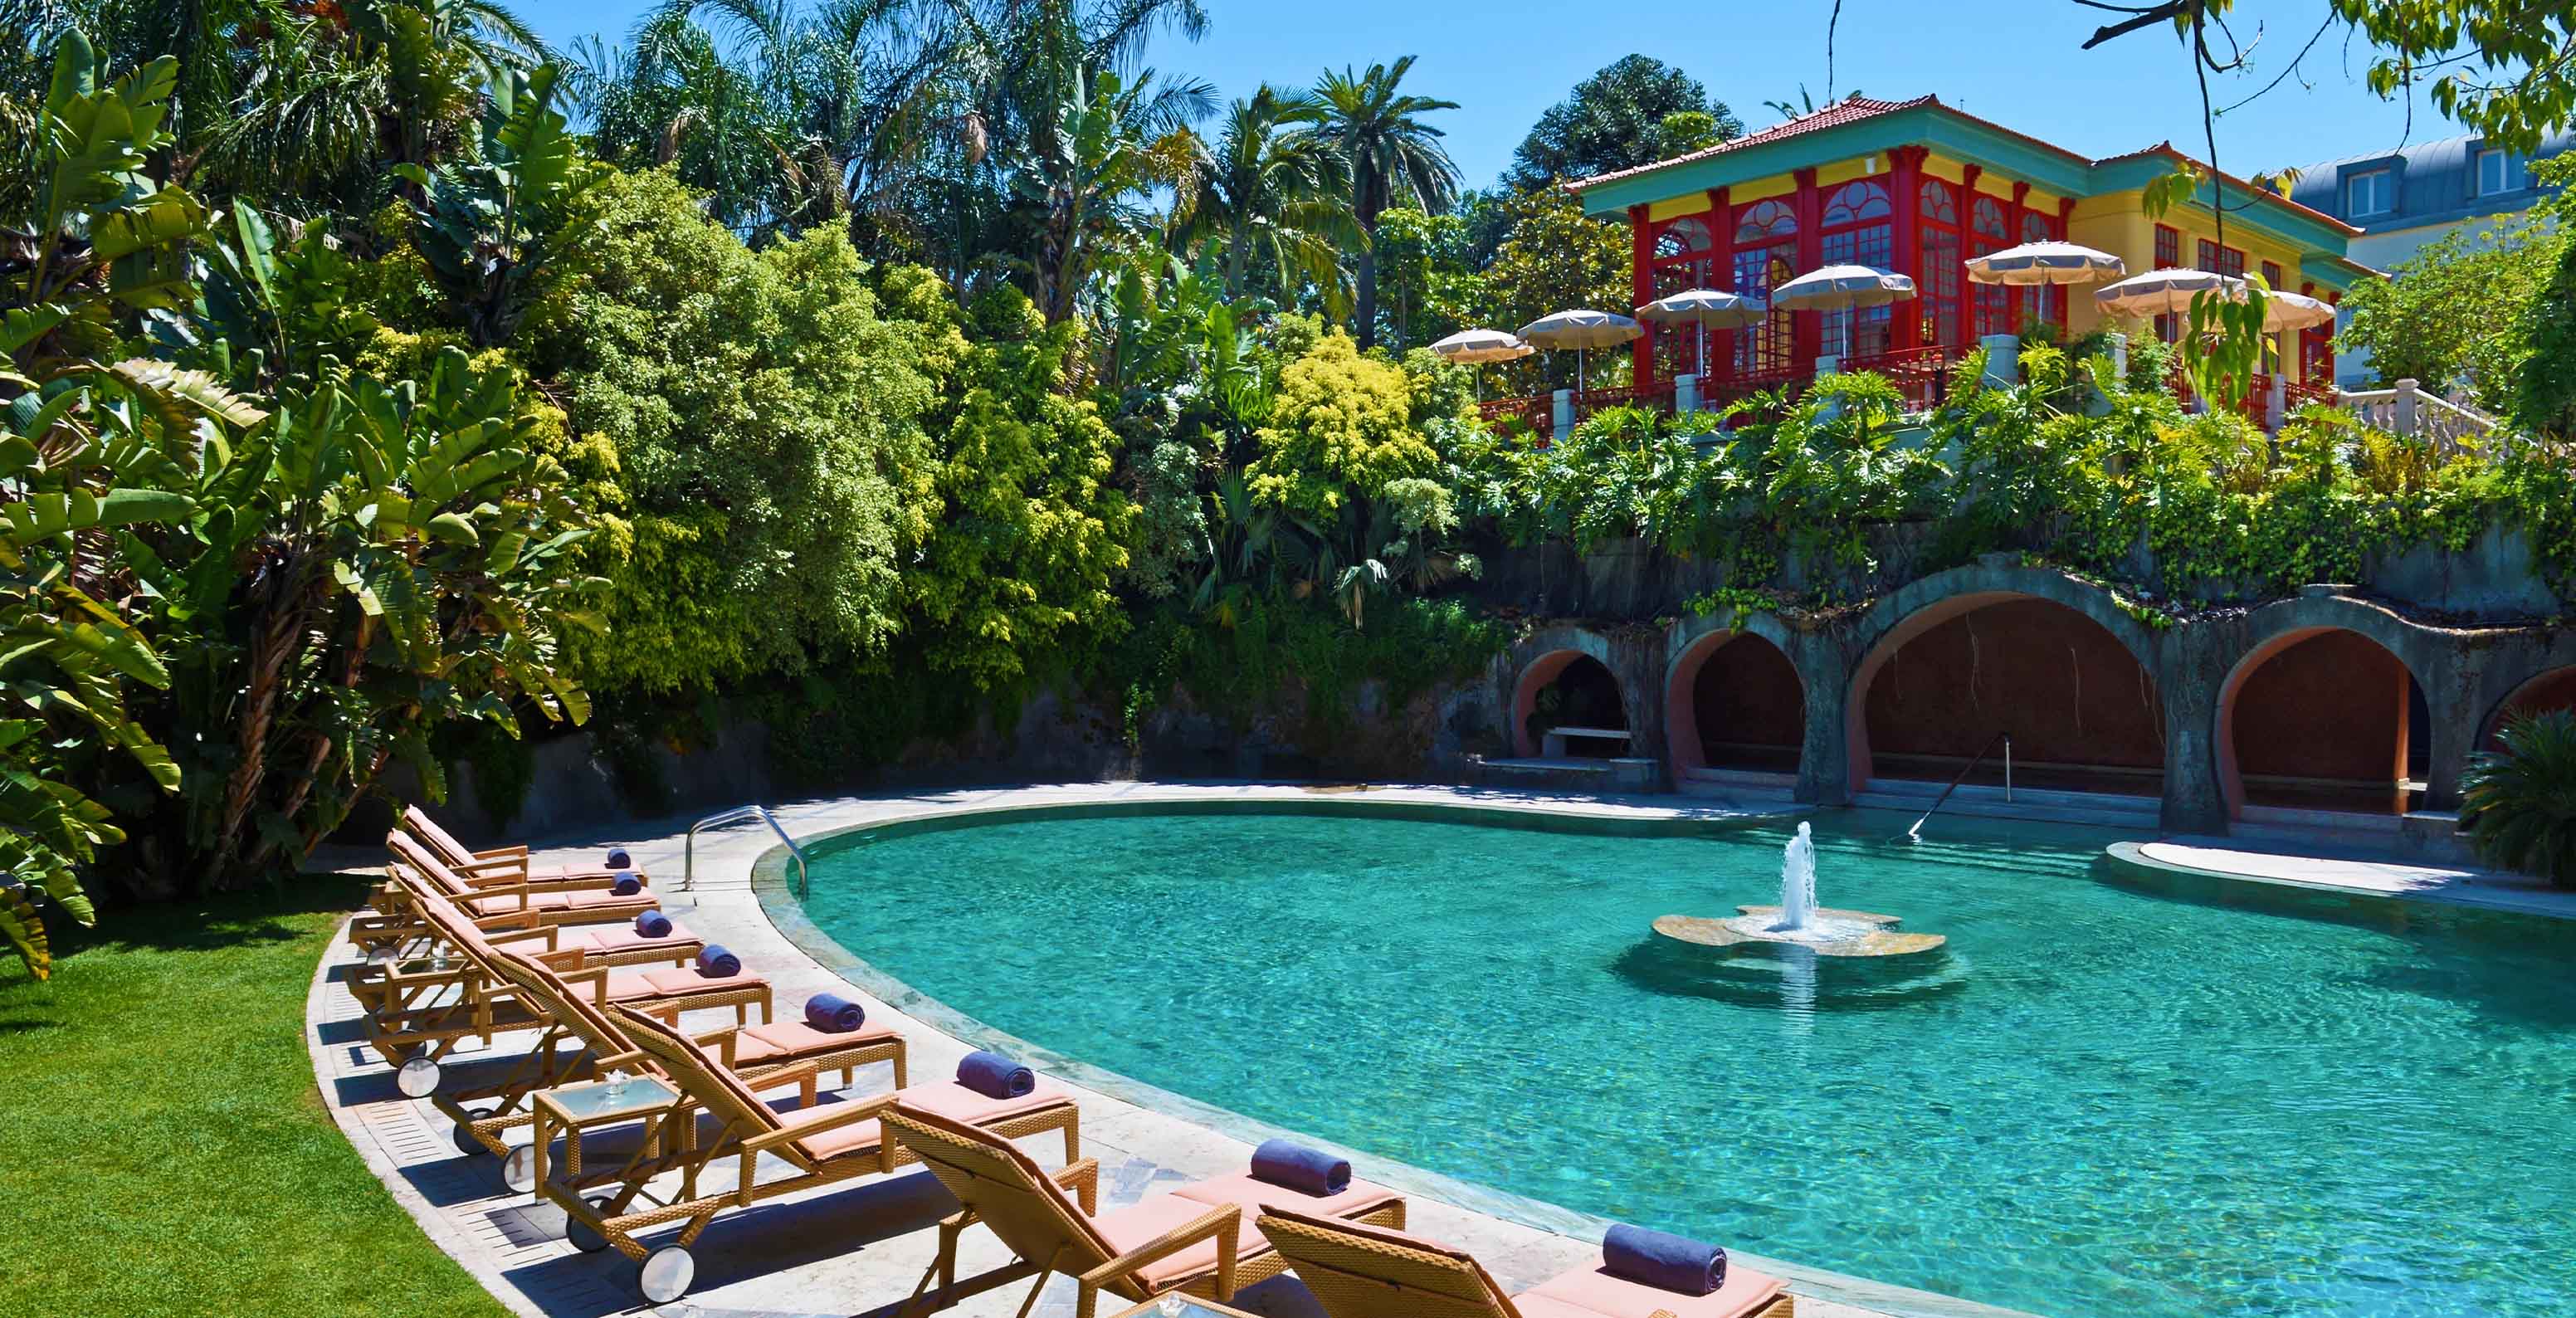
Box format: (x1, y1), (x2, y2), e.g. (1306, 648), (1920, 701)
(1253, 1207), (1792, 1318)
(881, 1106), (1405, 1318)
(527, 1005), (1078, 1301)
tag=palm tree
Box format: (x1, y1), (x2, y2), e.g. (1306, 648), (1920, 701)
(1313, 56), (1457, 348)
(584, 0), (954, 246)
(1168, 85), (1355, 315)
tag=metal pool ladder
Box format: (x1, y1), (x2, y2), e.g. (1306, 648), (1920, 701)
(1904, 731), (2012, 842)
(685, 804), (808, 896)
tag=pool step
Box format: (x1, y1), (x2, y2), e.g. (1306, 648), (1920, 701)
(1854, 779), (2163, 831)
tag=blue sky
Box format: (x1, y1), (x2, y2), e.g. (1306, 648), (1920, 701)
(532, 0), (2443, 188)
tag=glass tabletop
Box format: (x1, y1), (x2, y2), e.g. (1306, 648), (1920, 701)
(1106, 1296), (1257, 1318)
(541, 1076), (676, 1121)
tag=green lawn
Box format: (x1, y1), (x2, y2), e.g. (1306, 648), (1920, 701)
(0, 877), (508, 1317)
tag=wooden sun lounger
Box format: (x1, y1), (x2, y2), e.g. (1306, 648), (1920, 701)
(352, 832), (663, 959)
(525, 1005), (1082, 1302)
(448, 943), (907, 1174)
(883, 1107), (1407, 1318)
(1254, 1206), (1792, 1318)
(401, 804), (651, 888)
(356, 865), (770, 1113)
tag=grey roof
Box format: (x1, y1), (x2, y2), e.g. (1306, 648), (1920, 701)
(2291, 130), (2575, 232)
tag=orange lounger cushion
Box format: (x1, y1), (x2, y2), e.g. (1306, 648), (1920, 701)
(603, 966), (767, 1001)
(1523, 1262), (1788, 1318)
(730, 1019), (900, 1067)
(563, 921), (699, 954)
(790, 1080), (1070, 1162)
(1113, 1174), (1403, 1287)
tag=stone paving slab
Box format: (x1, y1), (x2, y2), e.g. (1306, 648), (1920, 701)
(309, 782), (2047, 1318)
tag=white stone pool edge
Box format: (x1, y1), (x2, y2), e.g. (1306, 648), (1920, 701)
(309, 782), (2056, 1318)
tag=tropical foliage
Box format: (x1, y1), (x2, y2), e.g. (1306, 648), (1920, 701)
(13, 0), (2576, 985)
(2461, 709), (2576, 889)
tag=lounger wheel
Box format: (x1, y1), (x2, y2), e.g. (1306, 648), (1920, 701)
(637, 1246), (694, 1303)
(395, 1054), (442, 1098)
(500, 1145), (537, 1193)
(449, 1108), (492, 1157)
(567, 1197), (614, 1253)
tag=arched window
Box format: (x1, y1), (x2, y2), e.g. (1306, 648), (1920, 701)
(1821, 180), (1892, 227)
(1653, 216), (1712, 261)
(1917, 179), (1962, 348)
(1732, 200), (1798, 377)
(1735, 200), (1797, 243)
(1819, 181), (1895, 358)
(1969, 196), (2011, 338)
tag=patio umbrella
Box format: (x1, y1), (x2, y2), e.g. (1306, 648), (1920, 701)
(1965, 241), (2125, 327)
(2261, 288), (2337, 332)
(1768, 264), (1916, 360)
(1635, 289), (1767, 380)
(2093, 267), (2247, 320)
(1518, 309), (1642, 393)
(1428, 328), (1534, 402)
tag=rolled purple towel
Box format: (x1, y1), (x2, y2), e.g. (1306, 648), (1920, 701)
(610, 872), (642, 896)
(803, 993), (866, 1032)
(1250, 1139), (1350, 1196)
(956, 1049), (1034, 1099)
(1603, 1223), (1725, 1296)
(606, 847), (633, 870)
(633, 910), (672, 939)
(695, 944), (741, 978)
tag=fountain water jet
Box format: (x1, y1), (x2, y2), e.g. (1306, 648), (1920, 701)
(1651, 821), (1948, 958)
(1778, 822), (1817, 931)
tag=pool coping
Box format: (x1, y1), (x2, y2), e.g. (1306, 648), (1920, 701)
(749, 788), (2047, 1318)
(2100, 839), (2576, 921)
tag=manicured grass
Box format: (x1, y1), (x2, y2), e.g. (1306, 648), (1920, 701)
(0, 877), (508, 1317)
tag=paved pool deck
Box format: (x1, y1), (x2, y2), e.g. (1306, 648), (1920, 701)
(309, 779), (2573, 1318)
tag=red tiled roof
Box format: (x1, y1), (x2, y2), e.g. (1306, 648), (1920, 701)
(1566, 95), (2366, 241)
(1570, 95), (1940, 192)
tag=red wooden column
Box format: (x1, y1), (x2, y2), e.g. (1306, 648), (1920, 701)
(1956, 165), (1982, 349)
(1629, 203), (1654, 390)
(1793, 168), (1822, 366)
(1890, 148), (1925, 349)
(2006, 181), (2030, 333)
(1708, 186), (1734, 378)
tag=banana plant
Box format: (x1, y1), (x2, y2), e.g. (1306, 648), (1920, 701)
(120, 346), (597, 887)
(398, 63), (596, 348)
(0, 32), (256, 976)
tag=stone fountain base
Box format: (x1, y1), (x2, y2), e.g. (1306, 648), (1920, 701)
(1652, 905), (1948, 958)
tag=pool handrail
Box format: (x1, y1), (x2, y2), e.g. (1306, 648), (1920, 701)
(685, 804), (807, 896)
(1905, 731), (2012, 842)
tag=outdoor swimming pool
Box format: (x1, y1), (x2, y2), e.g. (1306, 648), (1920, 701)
(786, 804), (2576, 1318)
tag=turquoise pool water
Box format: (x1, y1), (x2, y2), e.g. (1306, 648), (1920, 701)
(790, 806), (2576, 1318)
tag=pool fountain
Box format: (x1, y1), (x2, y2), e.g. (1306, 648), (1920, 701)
(1653, 821), (1948, 957)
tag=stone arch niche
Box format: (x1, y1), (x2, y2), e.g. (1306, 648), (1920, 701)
(1847, 588), (2166, 799)
(1511, 648), (1631, 758)
(2482, 666), (2576, 749)
(2217, 627), (2427, 816)
(1664, 629), (1806, 779)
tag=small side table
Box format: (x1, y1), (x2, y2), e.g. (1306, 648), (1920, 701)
(528, 1075), (679, 1189)
(1106, 1295), (1263, 1318)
